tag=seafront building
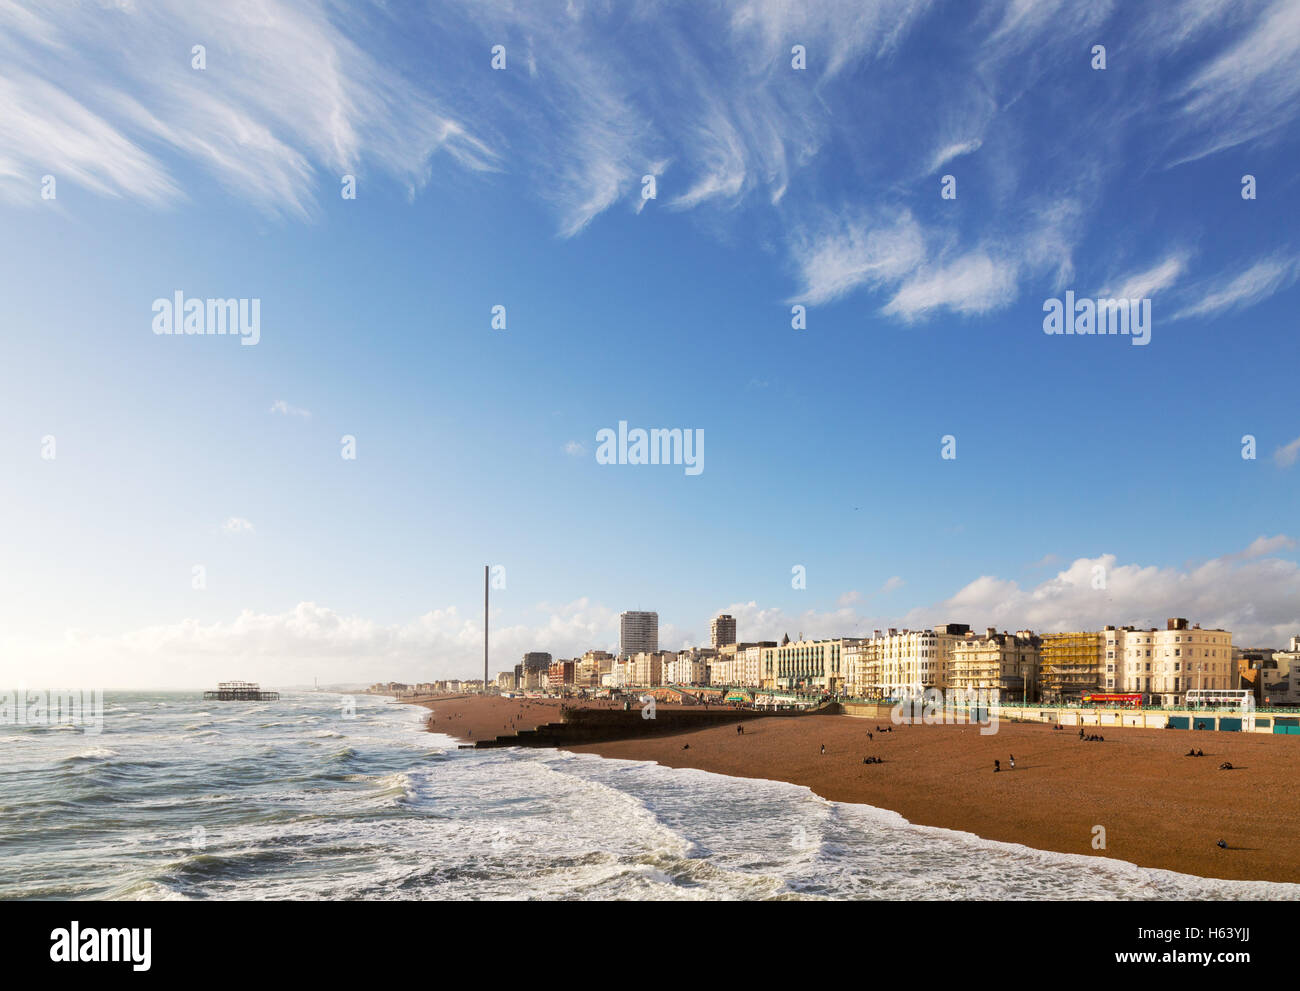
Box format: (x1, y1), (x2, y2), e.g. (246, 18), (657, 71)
(575, 649), (614, 688)
(619, 611), (659, 657)
(470, 615), (1239, 707)
(710, 614), (737, 649)
(1105, 619), (1234, 701)
(709, 642), (774, 687)
(947, 629), (1042, 702)
(772, 636), (860, 693)
(738, 642), (774, 687)
(547, 659), (575, 689)
(629, 650), (672, 687)
(520, 652), (552, 691)
(845, 625), (971, 699)
(1039, 632), (1106, 701)
(1263, 637), (1300, 705)
(666, 647), (713, 686)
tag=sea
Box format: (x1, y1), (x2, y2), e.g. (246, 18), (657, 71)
(3, 691), (1296, 900)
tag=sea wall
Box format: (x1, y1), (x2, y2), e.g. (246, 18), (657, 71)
(471, 705), (816, 748)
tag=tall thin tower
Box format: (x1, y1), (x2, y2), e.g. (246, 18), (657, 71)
(483, 565), (489, 693)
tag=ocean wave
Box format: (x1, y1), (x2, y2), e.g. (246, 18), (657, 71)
(61, 747), (119, 762)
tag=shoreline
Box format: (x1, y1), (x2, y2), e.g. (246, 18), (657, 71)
(407, 695), (1300, 885)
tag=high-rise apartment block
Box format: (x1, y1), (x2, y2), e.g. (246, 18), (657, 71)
(710, 614), (737, 649)
(620, 611), (658, 657)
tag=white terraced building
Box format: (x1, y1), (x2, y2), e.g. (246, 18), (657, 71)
(1104, 618), (1233, 700)
(844, 624), (972, 699)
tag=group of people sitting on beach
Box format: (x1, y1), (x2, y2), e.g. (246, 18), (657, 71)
(1187, 749), (1234, 769)
(1079, 728), (1104, 742)
(863, 755), (883, 764)
(874, 725), (894, 733)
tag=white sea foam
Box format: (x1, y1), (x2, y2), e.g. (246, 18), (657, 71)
(4, 691), (1298, 901)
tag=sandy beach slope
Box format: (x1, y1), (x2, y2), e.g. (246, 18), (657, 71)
(408, 695), (1300, 883)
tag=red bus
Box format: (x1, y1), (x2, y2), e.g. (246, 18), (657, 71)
(1081, 693), (1143, 708)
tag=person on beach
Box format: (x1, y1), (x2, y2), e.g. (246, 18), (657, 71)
(994, 759), (1001, 772)
(1079, 727), (1085, 739)
(868, 732), (873, 741)
(820, 743), (826, 755)
(1009, 754), (1015, 769)
(1196, 749), (1203, 757)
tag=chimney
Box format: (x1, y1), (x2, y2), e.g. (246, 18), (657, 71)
(986, 627), (996, 639)
(1167, 617), (1188, 631)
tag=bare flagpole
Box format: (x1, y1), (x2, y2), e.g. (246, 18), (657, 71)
(484, 565), (489, 693)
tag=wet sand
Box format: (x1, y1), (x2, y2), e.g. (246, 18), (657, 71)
(409, 695), (1300, 883)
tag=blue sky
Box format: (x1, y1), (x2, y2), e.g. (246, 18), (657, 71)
(1, 0), (1298, 687)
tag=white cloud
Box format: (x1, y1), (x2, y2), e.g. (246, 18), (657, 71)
(270, 399), (311, 419)
(0, 71), (179, 206)
(221, 517), (255, 535)
(1274, 436), (1300, 468)
(883, 249), (1019, 320)
(926, 138), (983, 175)
(8, 539), (1298, 688)
(0, 1), (495, 215)
(911, 544), (1300, 648)
(879, 576), (905, 594)
(1235, 534), (1297, 558)
(1172, 254), (1300, 320)
(837, 589), (861, 606)
(1101, 253), (1189, 300)
(789, 209), (925, 305)
(1171, 0), (1300, 164)
(563, 440), (586, 457)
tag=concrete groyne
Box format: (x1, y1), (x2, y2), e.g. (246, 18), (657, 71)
(466, 703), (832, 749)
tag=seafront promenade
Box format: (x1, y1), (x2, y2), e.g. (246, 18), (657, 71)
(840, 701), (1296, 734)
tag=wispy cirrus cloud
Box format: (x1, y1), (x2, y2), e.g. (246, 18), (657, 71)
(1172, 253), (1300, 320)
(883, 249), (1019, 320)
(789, 208), (925, 305)
(0, 0), (495, 215)
(1100, 253), (1190, 300)
(5, 0), (1298, 332)
(1168, 0), (1300, 165)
